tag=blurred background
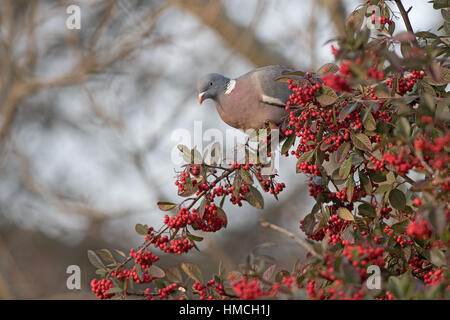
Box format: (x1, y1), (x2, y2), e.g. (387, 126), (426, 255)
(0, 0), (441, 299)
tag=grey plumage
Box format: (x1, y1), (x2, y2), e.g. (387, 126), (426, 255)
(197, 65), (293, 132)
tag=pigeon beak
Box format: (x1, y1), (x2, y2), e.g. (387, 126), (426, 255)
(198, 92), (206, 104)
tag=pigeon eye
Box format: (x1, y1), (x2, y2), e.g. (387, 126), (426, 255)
(209, 82), (213, 86)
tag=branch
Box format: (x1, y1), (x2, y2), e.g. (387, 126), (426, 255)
(110, 166), (238, 274)
(394, 0), (418, 45)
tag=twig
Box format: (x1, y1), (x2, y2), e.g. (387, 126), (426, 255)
(259, 219), (320, 258)
(110, 166), (238, 274)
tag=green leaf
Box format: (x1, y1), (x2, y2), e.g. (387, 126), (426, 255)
(95, 268), (107, 276)
(370, 170), (387, 183)
(415, 31), (438, 39)
(430, 247), (446, 267)
(244, 185), (264, 209)
(436, 101), (450, 122)
(339, 155), (354, 179)
(181, 262), (203, 283)
(395, 117), (411, 137)
(157, 201), (177, 211)
(442, 8), (450, 21)
(317, 63), (339, 75)
(315, 148), (325, 165)
(105, 287), (123, 295)
(298, 149), (315, 163)
(154, 279), (167, 290)
(434, 0), (450, 10)
(425, 67), (450, 86)
(302, 212), (316, 235)
(281, 70), (305, 77)
(388, 273), (415, 299)
(87, 250), (105, 269)
(232, 175), (241, 198)
(317, 85), (338, 106)
(359, 171), (372, 195)
(347, 176), (354, 202)
(374, 183), (392, 195)
(135, 263), (144, 281)
(239, 168), (254, 185)
(216, 206), (228, 227)
(135, 223), (149, 236)
(332, 168), (347, 185)
(339, 103), (359, 121)
(178, 144), (192, 163)
(186, 231), (204, 242)
(388, 20), (396, 35)
(335, 142), (351, 163)
(388, 276), (403, 299)
(96, 249), (115, 264)
(389, 189), (406, 210)
(391, 219), (410, 233)
(148, 265), (166, 278)
(178, 180), (198, 197)
(337, 207), (355, 221)
(362, 110), (376, 131)
(166, 266), (182, 283)
(197, 199), (206, 218)
(351, 133), (372, 152)
(262, 264), (277, 281)
(114, 249), (127, 258)
(346, 6), (366, 31)
(276, 76), (307, 86)
(358, 203), (376, 218)
(281, 134), (296, 154)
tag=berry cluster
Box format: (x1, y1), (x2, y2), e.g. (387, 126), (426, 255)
(306, 279), (365, 300)
(129, 248), (159, 268)
(407, 219), (432, 240)
(385, 71), (423, 95)
(370, 14), (392, 27)
(414, 134), (450, 171)
(192, 280), (226, 300)
(321, 73), (351, 92)
(111, 265), (156, 284)
(342, 244), (385, 279)
(383, 149), (422, 175)
(151, 235), (195, 254)
(286, 74), (321, 109)
(90, 278), (114, 299)
(230, 277), (268, 300)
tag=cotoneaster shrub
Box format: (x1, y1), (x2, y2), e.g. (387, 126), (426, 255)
(89, 0), (450, 300)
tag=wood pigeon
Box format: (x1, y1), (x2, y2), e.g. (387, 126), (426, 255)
(197, 65), (293, 133)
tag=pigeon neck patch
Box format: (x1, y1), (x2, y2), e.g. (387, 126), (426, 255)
(224, 79), (236, 95)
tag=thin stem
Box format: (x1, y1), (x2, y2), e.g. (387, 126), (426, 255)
(394, 0), (418, 45)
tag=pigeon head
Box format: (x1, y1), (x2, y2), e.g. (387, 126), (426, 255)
(197, 73), (230, 104)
